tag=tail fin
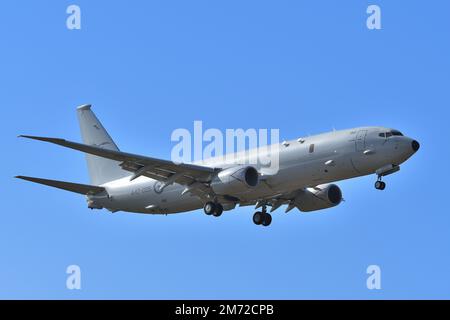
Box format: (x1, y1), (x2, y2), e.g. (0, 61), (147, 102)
(77, 104), (129, 185)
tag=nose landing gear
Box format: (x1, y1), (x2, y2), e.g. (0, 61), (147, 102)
(374, 164), (401, 190)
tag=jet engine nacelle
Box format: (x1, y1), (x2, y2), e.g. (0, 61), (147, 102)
(295, 183), (342, 212)
(211, 166), (259, 196)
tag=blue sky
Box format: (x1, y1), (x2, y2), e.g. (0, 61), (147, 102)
(1, 0), (449, 299)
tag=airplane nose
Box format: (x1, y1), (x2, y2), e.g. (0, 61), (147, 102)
(412, 140), (420, 152)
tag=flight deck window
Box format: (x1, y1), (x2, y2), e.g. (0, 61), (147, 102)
(309, 144), (315, 153)
(391, 130), (403, 136)
(380, 130), (403, 138)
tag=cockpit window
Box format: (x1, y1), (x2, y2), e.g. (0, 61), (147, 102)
(379, 130), (403, 138)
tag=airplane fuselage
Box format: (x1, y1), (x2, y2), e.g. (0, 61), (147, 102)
(94, 126), (418, 214)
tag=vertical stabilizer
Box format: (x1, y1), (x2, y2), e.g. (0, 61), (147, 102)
(76, 104), (129, 185)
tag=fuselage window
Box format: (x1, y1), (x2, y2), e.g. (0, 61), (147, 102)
(309, 144), (315, 153)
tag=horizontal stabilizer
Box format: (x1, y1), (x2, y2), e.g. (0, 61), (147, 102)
(15, 175), (106, 195)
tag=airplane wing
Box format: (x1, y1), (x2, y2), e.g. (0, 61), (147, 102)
(15, 175), (106, 195)
(19, 135), (219, 194)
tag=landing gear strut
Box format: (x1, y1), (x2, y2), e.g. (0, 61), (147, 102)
(204, 201), (223, 217)
(253, 205), (272, 227)
(374, 176), (386, 190)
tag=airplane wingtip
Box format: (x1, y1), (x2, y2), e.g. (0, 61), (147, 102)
(17, 135), (63, 143)
(18, 135), (35, 139)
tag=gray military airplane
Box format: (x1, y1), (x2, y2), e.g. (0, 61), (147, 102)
(16, 105), (420, 227)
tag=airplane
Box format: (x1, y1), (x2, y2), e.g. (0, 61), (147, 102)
(16, 104), (420, 227)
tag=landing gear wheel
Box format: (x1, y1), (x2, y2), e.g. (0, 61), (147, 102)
(374, 181), (382, 189)
(213, 203), (223, 217)
(375, 180), (386, 190)
(262, 213), (272, 227)
(253, 212), (263, 225)
(204, 202), (216, 215)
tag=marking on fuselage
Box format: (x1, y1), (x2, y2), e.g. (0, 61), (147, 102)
(154, 181), (164, 194)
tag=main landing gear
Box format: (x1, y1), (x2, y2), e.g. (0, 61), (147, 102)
(374, 176), (386, 190)
(204, 201), (223, 217)
(253, 206), (272, 227)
